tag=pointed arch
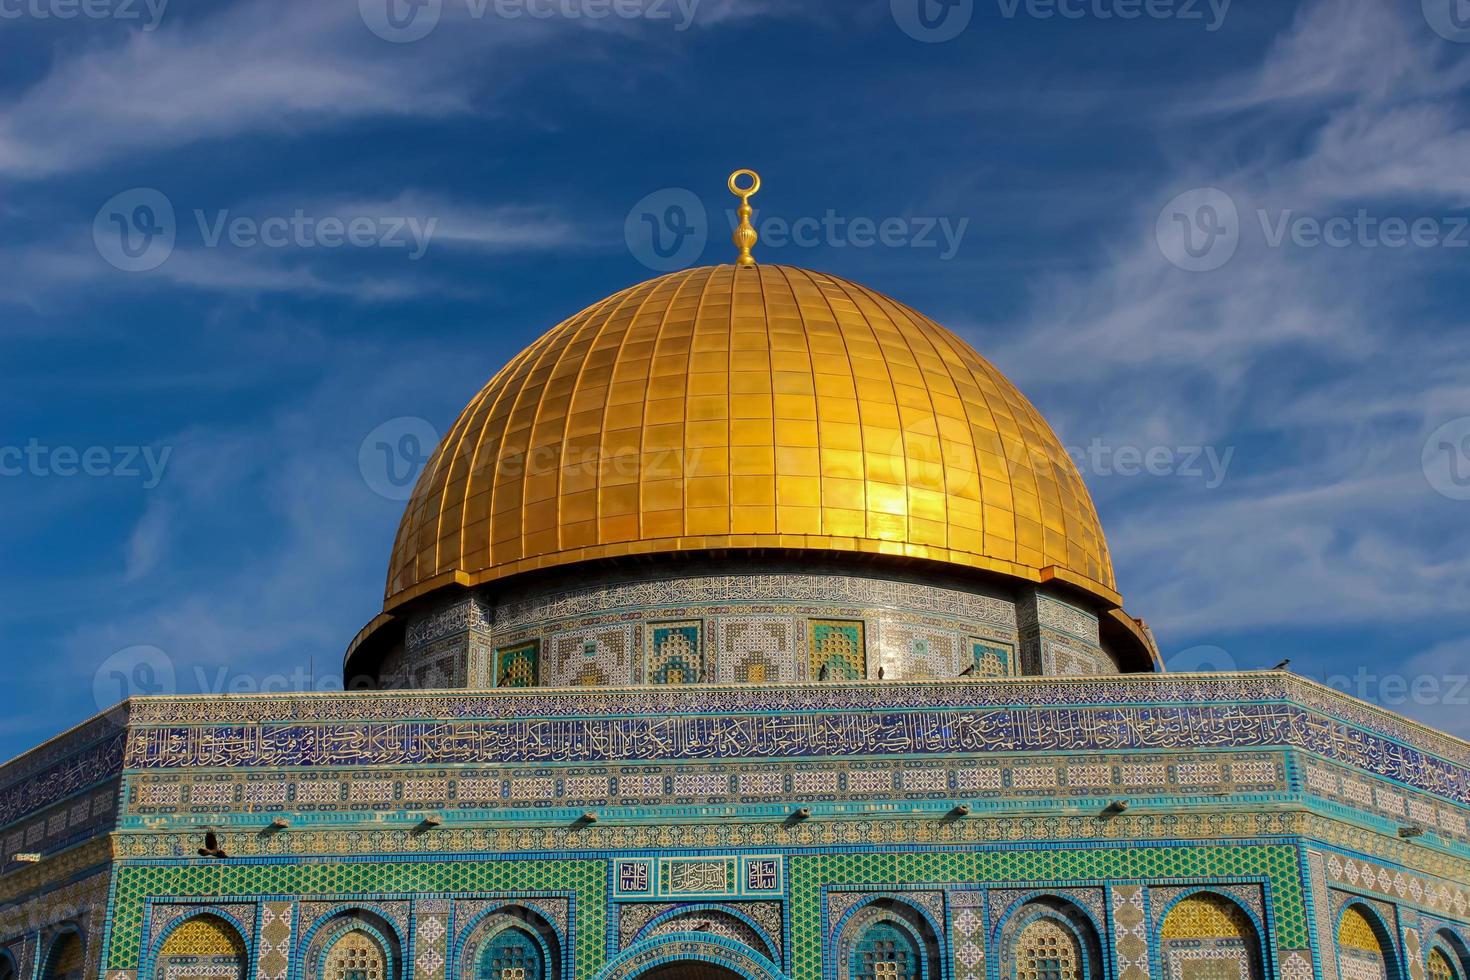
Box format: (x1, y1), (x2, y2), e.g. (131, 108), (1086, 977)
(154, 912), (249, 980)
(300, 908), (403, 980)
(997, 896), (1105, 980)
(1336, 903), (1400, 980)
(833, 896), (943, 980)
(1157, 891), (1265, 980)
(456, 903), (564, 980)
(1429, 929), (1470, 980)
(40, 928), (86, 980)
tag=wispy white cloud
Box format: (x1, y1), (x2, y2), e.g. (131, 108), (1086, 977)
(124, 498), (171, 582)
(982, 0), (1470, 658)
(329, 193), (582, 251)
(0, 0), (789, 181)
(0, 3), (469, 179)
(56, 342), (476, 704)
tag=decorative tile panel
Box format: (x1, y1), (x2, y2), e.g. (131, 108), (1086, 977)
(646, 621), (703, 685)
(809, 620), (865, 680)
(492, 642), (539, 688)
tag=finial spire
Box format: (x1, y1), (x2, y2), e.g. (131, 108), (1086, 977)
(728, 169), (761, 268)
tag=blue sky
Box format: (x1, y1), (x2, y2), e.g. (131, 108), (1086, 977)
(2, 0), (1469, 759)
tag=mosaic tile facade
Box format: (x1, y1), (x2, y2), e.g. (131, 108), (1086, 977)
(2, 674), (1468, 980)
(363, 565), (1124, 690)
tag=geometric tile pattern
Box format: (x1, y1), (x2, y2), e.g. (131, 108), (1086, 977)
(255, 903), (292, 980)
(414, 911), (447, 980)
(493, 642), (538, 688)
(1325, 853), (1470, 919)
(118, 693), (1470, 815)
(950, 893), (986, 980)
(970, 638), (1014, 678)
(647, 622), (702, 685)
(1110, 885), (1151, 980)
(1159, 894), (1258, 980)
(105, 860), (604, 973)
(1012, 915), (1083, 980)
(809, 619), (865, 680)
(719, 617), (796, 684)
(462, 567), (1035, 688)
(120, 750), (1293, 821)
(1338, 905), (1392, 980)
(789, 845), (1308, 980)
(1429, 947), (1459, 980)
(546, 627), (636, 688)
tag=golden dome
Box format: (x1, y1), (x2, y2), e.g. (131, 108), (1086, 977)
(384, 264), (1117, 611)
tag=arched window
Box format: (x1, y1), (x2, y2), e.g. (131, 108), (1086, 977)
(323, 928), (389, 980)
(461, 906), (562, 980)
(1013, 917), (1085, 980)
(477, 927), (545, 980)
(156, 914), (248, 980)
(1159, 893), (1264, 979)
(0, 949), (17, 980)
(1431, 948), (1461, 980)
(833, 899), (942, 980)
(1001, 898), (1104, 980)
(302, 910), (401, 980)
(1337, 905), (1394, 980)
(850, 921), (919, 980)
(41, 932), (85, 980)
(1429, 934), (1470, 980)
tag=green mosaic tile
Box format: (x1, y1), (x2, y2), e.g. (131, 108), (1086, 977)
(106, 859), (604, 973)
(788, 845), (1307, 979)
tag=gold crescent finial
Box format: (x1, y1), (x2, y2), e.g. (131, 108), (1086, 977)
(728, 169), (761, 268)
